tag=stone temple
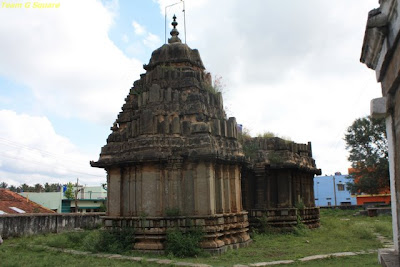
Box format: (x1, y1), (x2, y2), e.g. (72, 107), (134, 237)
(241, 137), (321, 229)
(91, 16), (251, 253)
(91, 16), (320, 253)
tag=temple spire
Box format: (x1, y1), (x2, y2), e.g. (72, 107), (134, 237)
(168, 15), (181, 44)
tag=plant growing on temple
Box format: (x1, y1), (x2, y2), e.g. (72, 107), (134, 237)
(165, 227), (203, 257)
(238, 127), (258, 159)
(344, 116), (389, 194)
(203, 74), (226, 96)
(165, 207), (181, 217)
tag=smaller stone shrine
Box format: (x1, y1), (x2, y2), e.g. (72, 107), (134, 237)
(241, 137), (321, 229)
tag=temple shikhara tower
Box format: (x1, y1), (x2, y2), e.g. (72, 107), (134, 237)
(91, 16), (251, 253)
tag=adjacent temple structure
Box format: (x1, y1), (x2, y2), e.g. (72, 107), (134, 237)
(241, 137), (321, 229)
(91, 16), (320, 253)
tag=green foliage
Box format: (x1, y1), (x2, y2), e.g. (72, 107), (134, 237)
(242, 141), (259, 159)
(64, 182), (74, 199)
(0, 241), (142, 267)
(268, 151), (283, 164)
(34, 183), (44, 192)
(81, 227), (135, 253)
(253, 215), (284, 235)
(257, 131), (275, 138)
(295, 199), (305, 210)
(255, 215), (269, 234)
(237, 127), (252, 143)
(256, 132), (292, 142)
(2, 210), (392, 266)
(344, 116), (389, 194)
(165, 207), (181, 217)
(203, 75), (225, 96)
(0, 182), (62, 193)
(159, 64), (176, 72)
(238, 127), (259, 159)
(165, 227), (203, 257)
(99, 202), (107, 212)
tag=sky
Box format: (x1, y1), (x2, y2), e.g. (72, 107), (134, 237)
(0, 0), (381, 186)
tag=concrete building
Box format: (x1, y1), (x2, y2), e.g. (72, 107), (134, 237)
(313, 174), (357, 207)
(360, 0), (400, 264)
(19, 186), (106, 213)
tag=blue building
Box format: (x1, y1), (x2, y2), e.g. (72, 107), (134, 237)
(314, 173), (357, 207)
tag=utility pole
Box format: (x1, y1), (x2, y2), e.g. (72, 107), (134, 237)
(333, 175), (337, 206)
(74, 178), (82, 213)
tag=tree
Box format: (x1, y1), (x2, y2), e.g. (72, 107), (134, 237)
(344, 116), (389, 194)
(44, 182), (51, 192)
(0, 182), (8, 189)
(8, 185), (17, 192)
(20, 183), (32, 192)
(34, 183), (44, 193)
(64, 182), (74, 199)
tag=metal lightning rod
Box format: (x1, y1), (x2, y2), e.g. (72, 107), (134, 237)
(164, 0), (186, 44)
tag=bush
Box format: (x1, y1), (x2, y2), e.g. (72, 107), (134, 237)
(165, 227), (203, 257)
(82, 227), (135, 253)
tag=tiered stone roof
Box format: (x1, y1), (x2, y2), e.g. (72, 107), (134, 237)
(243, 137), (321, 174)
(91, 18), (243, 168)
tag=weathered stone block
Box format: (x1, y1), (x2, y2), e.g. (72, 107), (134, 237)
(149, 84), (161, 103)
(182, 121), (191, 135)
(165, 87), (172, 102)
(191, 122), (211, 134)
(171, 117), (180, 134)
(140, 110), (154, 134)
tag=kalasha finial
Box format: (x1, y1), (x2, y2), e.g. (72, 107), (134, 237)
(168, 14), (181, 44)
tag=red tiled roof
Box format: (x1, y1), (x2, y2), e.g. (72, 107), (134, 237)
(0, 189), (55, 214)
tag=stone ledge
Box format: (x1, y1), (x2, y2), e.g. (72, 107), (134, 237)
(378, 248), (399, 267)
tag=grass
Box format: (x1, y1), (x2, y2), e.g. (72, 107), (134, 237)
(280, 253), (380, 266)
(0, 243), (158, 267)
(0, 209), (392, 266)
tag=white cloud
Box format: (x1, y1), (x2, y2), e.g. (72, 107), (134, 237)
(0, 0), (143, 125)
(153, 0), (381, 175)
(131, 21), (162, 50)
(0, 110), (105, 186)
(143, 33), (162, 50)
(132, 21), (146, 35)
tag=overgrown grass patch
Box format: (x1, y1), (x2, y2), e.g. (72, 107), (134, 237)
(0, 209), (392, 266)
(27, 227), (135, 254)
(165, 227), (204, 258)
(0, 242), (158, 267)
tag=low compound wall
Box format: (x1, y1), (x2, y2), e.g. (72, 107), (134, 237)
(0, 213), (105, 238)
